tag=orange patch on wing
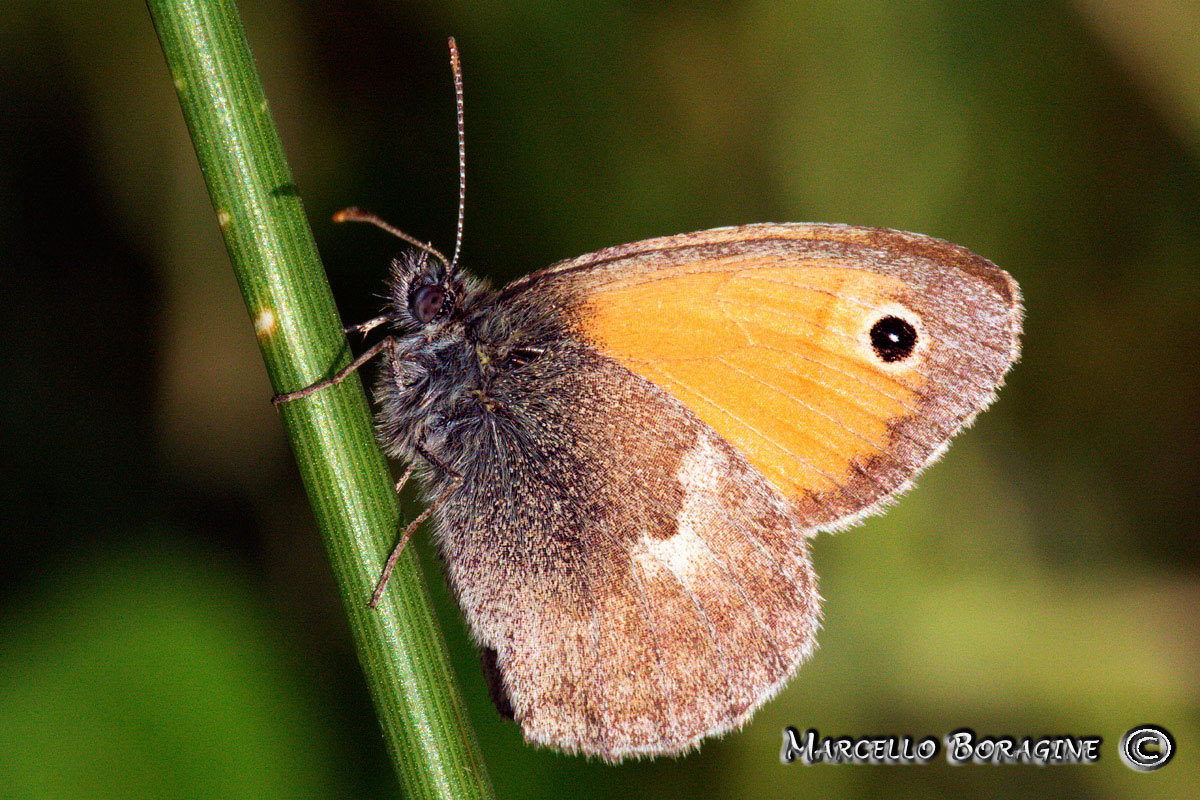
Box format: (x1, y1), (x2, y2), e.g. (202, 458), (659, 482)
(581, 259), (927, 499)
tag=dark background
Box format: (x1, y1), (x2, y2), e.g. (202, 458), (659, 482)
(1, 1), (1196, 797)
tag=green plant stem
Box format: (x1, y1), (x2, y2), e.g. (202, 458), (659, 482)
(146, 2), (494, 797)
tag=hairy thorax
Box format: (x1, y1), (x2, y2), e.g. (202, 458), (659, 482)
(372, 292), (563, 490)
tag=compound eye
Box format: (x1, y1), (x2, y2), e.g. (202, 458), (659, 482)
(411, 285), (446, 323)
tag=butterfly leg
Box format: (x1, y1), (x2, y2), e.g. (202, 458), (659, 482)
(369, 474), (462, 608)
(344, 315), (390, 337)
(271, 336), (395, 405)
(414, 441), (463, 479)
(394, 462), (416, 494)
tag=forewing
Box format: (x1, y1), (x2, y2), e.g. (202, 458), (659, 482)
(517, 222), (1023, 528)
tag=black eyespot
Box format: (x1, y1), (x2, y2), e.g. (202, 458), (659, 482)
(870, 316), (918, 363)
(411, 285), (446, 323)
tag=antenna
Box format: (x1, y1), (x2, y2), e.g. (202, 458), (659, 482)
(332, 207), (451, 269)
(448, 37), (466, 270)
(333, 38), (467, 272)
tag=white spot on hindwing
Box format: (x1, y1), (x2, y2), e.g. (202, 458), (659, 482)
(637, 525), (706, 586)
(631, 433), (729, 587)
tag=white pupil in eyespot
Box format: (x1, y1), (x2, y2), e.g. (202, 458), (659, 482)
(869, 315), (918, 363)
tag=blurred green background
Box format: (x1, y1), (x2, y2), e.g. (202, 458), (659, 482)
(1, 1), (1196, 797)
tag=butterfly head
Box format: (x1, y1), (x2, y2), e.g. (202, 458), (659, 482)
(387, 248), (476, 333)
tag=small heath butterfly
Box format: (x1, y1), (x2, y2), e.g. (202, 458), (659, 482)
(276, 39), (1022, 761)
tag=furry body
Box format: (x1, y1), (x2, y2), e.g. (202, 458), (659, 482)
(366, 224), (1020, 759)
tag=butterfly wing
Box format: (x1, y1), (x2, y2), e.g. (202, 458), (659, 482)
(434, 343), (821, 759)
(442, 223), (1020, 760)
(513, 222), (1023, 527)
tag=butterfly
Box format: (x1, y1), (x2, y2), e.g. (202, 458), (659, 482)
(275, 38), (1022, 761)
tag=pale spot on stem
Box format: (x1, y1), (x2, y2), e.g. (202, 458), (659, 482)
(254, 307), (277, 340)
